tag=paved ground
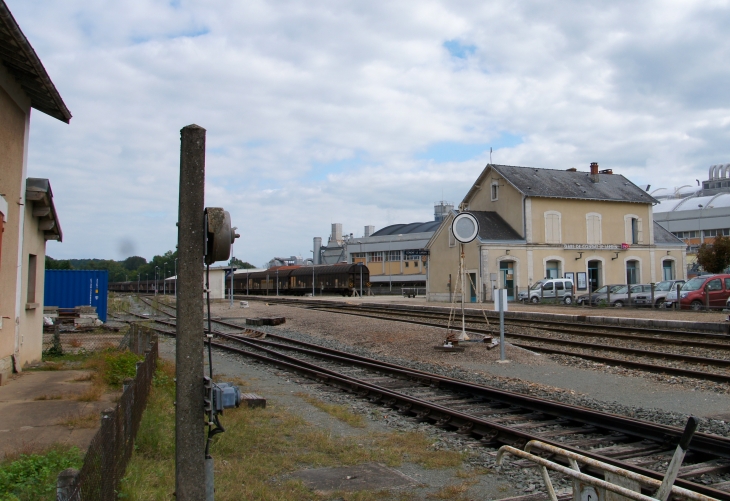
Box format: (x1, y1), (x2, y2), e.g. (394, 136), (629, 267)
(0, 370), (115, 460)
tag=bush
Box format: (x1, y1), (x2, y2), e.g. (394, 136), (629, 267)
(0, 447), (83, 501)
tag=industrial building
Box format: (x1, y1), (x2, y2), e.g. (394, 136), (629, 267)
(653, 165), (730, 272)
(0, 2), (70, 384)
(425, 163), (687, 302)
(311, 202), (453, 292)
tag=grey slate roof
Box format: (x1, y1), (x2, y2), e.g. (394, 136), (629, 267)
(466, 164), (657, 205)
(372, 221), (442, 236)
(653, 221), (685, 246)
(0, 1), (71, 123)
(470, 211), (523, 241)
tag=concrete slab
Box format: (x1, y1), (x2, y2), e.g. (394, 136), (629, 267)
(289, 463), (417, 492)
(0, 370), (113, 459)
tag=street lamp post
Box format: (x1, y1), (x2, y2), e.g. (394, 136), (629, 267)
(698, 204), (704, 246)
(359, 262), (363, 298)
(155, 266), (159, 297)
(163, 263), (167, 295)
(276, 269), (279, 296)
(174, 258), (178, 298)
(309, 250), (315, 297)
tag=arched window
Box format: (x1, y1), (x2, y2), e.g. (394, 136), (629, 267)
(586, 213), (602, 244)
(544, 211), (562, 244)
(626, 260), (640, 284)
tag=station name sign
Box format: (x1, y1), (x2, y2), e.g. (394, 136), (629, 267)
(404, 249), (430, 258)
(563, 243), (630, 250)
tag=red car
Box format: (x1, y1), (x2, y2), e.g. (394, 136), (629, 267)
(678, 274), (730, 310)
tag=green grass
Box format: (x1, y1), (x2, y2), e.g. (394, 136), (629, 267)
(0, 446), (83, 501)
(120, 360), (467, 500)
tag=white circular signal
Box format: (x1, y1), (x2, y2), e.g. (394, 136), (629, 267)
(452, 212), (479, 243)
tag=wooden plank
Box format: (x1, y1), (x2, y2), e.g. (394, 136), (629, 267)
(241, 393), (266, 408)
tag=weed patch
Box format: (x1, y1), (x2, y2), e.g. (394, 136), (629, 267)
(295, 392), (366, 427)
(57, 411), (99, 429)
(0, 446), (83, 501)
(121, 362), (469, 500)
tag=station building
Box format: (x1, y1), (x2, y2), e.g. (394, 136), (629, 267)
(0, 2), (70, 383)
(425, 163), (687, 302)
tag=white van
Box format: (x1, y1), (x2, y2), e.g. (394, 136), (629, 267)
(518, 278), (574, 304)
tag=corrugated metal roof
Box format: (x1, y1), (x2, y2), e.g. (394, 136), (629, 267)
(653, 221), (686, 246)
(655, 193), (730, 212)
(470, 211), (523, 241)
(0, 1), (71, 122)
(466, 164), (656, 205)
(371, 221), (441, 236)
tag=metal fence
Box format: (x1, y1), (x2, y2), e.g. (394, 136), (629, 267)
(57, 325), (158, 501)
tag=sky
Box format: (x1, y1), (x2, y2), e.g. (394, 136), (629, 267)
(10, 0), (730, 267)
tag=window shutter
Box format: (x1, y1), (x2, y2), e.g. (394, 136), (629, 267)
(625, 218), (632, 243)
(637, 218), (643, 244)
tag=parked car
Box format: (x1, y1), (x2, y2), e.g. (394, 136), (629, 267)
(634, 280), (685, 307)
(677, 274), (730, 310)
(576, 284), (625, 306)
(518, 278), (574, 304)
(606, 284), (652, 307)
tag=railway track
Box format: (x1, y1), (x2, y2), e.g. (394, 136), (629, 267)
(132, 296), (730, 498)
(234, 297), (730, 385)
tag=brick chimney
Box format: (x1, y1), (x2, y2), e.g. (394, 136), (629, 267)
(590, 162), (599, 183)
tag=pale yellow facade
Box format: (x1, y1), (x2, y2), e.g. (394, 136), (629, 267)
(0, 43), (67, 383)
(426, 165), (687, 302)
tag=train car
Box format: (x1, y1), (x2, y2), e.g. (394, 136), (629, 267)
(234, 264), (369, 296)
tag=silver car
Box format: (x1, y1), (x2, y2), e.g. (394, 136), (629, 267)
(607, 284), (652, 307)
(634, 280), (686, 307)
(518, 278), (575, 304)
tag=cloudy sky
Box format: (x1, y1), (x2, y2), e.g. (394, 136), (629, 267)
(11, 0), (730, 266)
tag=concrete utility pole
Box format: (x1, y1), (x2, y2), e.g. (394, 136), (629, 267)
(175, 124), (207, 500)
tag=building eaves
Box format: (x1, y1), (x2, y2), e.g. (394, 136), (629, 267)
(0, 1), (71, 123)
(26, 177), (62, 241)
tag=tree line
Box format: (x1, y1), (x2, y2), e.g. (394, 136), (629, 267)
(45, 251), (255, 283)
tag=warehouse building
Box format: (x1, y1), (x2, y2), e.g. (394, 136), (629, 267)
(311, 202), (453, 293)
(425, 163), (687, 302)
(0, 1), (70, 384)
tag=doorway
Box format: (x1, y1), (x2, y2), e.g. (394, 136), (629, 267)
(662, 260), (674, 280)
(500, 261), (515, 300)
(468, 273), (477, 303)
(587, 260), (601, 292)
(546, 260), (560, 279)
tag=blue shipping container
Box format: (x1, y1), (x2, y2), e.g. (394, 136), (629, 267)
(44, 270), (109, 322)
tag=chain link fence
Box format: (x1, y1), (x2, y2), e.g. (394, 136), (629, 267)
(57, 324), (158, 501)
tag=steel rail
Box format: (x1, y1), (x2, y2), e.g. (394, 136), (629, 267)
(210, 332), (730, 498)
(242, 295), (729, 339)
(339, 305), (730, 349)
(134, 300), (730, 498)
(280, 304), (730, 380)
(131, 294), (730, 494)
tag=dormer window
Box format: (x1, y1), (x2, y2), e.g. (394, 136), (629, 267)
(491, 181), (499, 201)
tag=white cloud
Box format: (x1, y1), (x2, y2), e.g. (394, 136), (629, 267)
(8, 0), (730, 264)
